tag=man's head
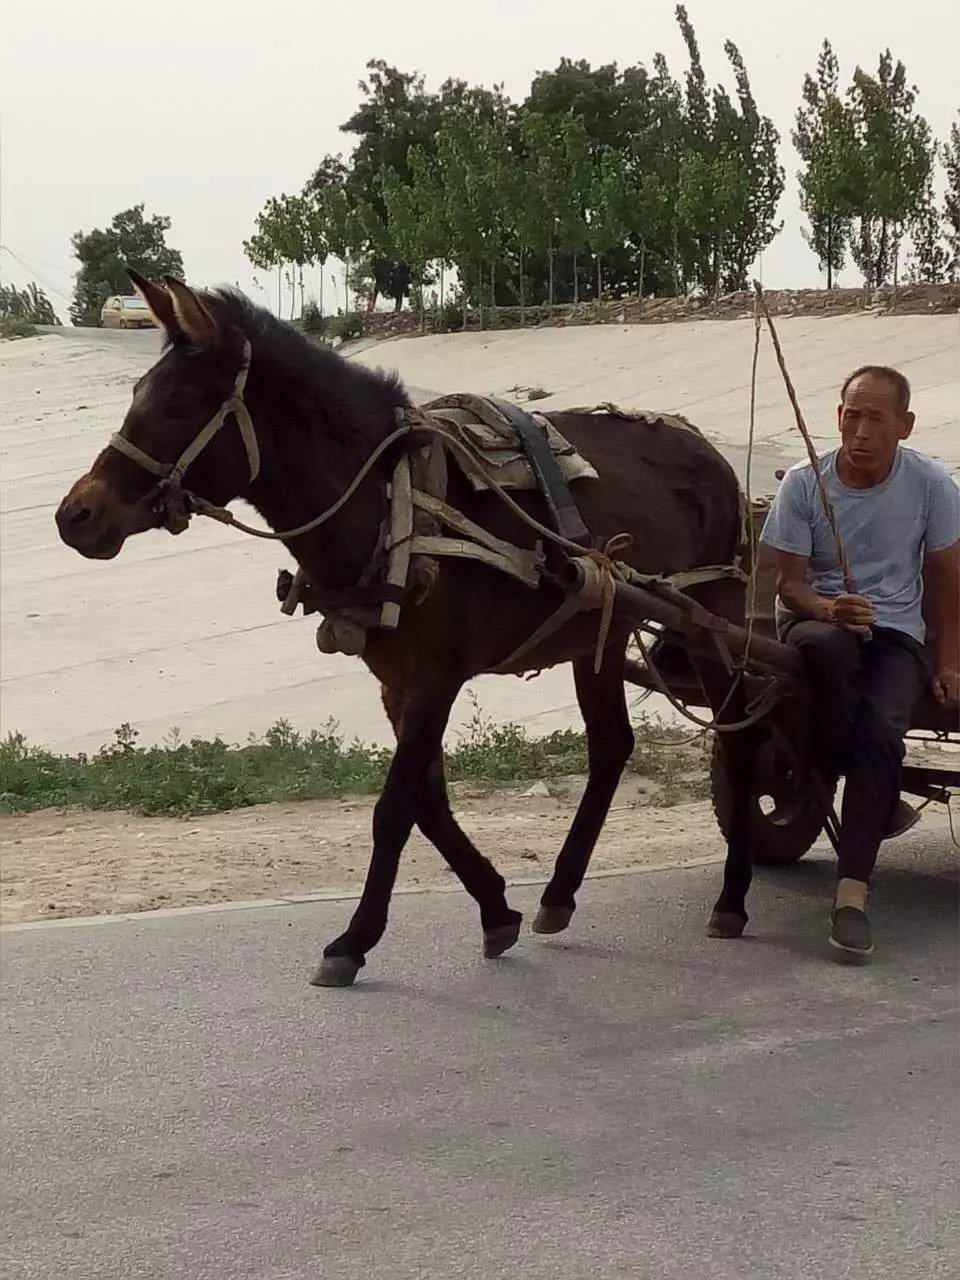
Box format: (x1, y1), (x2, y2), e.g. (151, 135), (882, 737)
(837, 365), (914, 483)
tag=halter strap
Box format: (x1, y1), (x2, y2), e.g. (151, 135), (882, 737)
(109, 340), (260, 485)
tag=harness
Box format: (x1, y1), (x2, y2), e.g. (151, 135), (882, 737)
(108, 340), (260, 486)
(109, 338), (748, 674)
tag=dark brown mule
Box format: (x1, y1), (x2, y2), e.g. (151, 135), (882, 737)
(56, 275), (759, 986)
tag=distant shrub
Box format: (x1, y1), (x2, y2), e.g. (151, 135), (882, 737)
(300, 301), (326, 334)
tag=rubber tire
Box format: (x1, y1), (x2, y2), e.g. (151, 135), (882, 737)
(710, 735), (833, 867)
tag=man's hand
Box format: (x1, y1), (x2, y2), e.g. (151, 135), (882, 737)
(829, 593), (875, 636)
(932, 669), (960, 708)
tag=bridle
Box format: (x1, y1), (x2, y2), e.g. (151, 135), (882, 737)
(108, 339), (260, 489)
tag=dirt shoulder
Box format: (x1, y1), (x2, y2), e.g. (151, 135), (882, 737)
(0, 777), (723, 925)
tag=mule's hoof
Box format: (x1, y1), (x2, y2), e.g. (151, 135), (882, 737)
(483, 921), (521, 959)
(707, 911), (747, 939)
(532, 904), (574, 935)
(310, 956), (362, 987)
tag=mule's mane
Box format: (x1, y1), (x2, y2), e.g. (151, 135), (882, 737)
(197, 288), (411, 450)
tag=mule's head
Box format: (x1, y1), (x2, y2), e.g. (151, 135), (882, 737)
(56, 273), (257, 559)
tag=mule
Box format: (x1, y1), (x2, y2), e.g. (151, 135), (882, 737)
(56, 274), (759, 986)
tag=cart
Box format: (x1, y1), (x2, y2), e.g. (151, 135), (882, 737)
(620, 497), (959, 866)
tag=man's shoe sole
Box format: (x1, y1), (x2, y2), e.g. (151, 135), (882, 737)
(828, 933), (874, 959)
(884, 799), (922, 842)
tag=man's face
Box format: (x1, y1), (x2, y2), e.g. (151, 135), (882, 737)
(837, 374), (914, 477)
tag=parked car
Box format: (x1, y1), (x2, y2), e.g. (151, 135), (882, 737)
(100, 295), (156, 329)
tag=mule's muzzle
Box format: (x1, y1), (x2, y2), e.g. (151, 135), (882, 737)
(55, 474), (172, 558)
(55, 487), (125, 559)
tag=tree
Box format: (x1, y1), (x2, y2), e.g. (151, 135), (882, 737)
(526, 59), (626, 156)
(673, 5), (783, 295)
(556, 115), (592, 303)
(338, 61), (443, 311)
(518, 111), (574, 306)
(380, 153), (445, 329)
(589, 148), (630, 308)
(717, 40), (784, 290)
(435, 107), (513, 327)
(907, 180), (948, 283)
(244, 193), (314, 317)
(944, 114), (960, 281)
(793, 41), (857, 288)
(846, 51), (933, 288)
(71, 205), (184, 326)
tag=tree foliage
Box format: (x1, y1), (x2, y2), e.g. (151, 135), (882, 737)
(846, 51), (934, 287)
(245, 18), (953, 319)
(793, 41), (856, 288)
(244, 9), (787, 322)
(71, 205), (184, 326)
(943, 114), (960, 281)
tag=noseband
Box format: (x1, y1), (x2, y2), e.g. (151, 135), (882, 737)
(108, 340), (260, 501)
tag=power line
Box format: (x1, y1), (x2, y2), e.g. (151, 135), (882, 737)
(0, 244), (73, 304)
(1, 243), (73, 278)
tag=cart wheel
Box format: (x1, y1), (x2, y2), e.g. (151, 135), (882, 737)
(710, 735), (834, 866)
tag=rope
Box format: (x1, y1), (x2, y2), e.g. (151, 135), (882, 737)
(631, 626), (785, 735)
(623, 292), (767, 740)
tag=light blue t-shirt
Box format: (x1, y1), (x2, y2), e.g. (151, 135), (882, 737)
(761, 447), (960, 643)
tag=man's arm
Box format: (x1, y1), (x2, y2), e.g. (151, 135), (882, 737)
(923, 540), (960, 706)
(774, 550), (874, 632)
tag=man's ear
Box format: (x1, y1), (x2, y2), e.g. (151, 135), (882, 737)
(901, 410), (916, 441)
(162, 276), (220, 350)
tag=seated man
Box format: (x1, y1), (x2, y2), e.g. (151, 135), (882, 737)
(761, 364), (959, 960)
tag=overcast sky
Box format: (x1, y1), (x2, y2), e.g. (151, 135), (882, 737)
(2, 0), (956, 320)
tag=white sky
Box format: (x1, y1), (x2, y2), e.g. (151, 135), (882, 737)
(2, 0), (957, 320)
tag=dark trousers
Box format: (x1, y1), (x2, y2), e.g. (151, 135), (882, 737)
(785, 622), (928, 883)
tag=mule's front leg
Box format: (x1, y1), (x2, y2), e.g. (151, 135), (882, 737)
(312, 689), (457, 988)
(381, 686), (522, 959)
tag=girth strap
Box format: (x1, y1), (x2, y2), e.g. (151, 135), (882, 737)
(486, 397), (592, 547)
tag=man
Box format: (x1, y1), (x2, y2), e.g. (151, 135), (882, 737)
(761, 365), (959, 960)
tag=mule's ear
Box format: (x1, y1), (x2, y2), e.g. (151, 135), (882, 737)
(128, 270), (177, 331)
(162, 276), (220, 350)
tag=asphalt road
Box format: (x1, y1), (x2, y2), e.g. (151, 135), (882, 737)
(2, 843), (957, 1280)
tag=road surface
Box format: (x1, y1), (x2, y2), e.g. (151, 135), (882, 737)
(2, 840), (957, 1280)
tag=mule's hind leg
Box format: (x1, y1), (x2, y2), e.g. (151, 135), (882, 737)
(382, 686), (522, 959)
(535, 647), (634, 935)
(314, 686), (457, 987)
(687, 653), (760, 940)
(685, 580), (763, 939)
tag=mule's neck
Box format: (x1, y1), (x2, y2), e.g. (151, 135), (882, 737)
(238, 336), (406, 590)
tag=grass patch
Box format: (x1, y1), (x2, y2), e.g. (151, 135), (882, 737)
(0, 317), (38, 340)
(0, 704), (706, 819)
